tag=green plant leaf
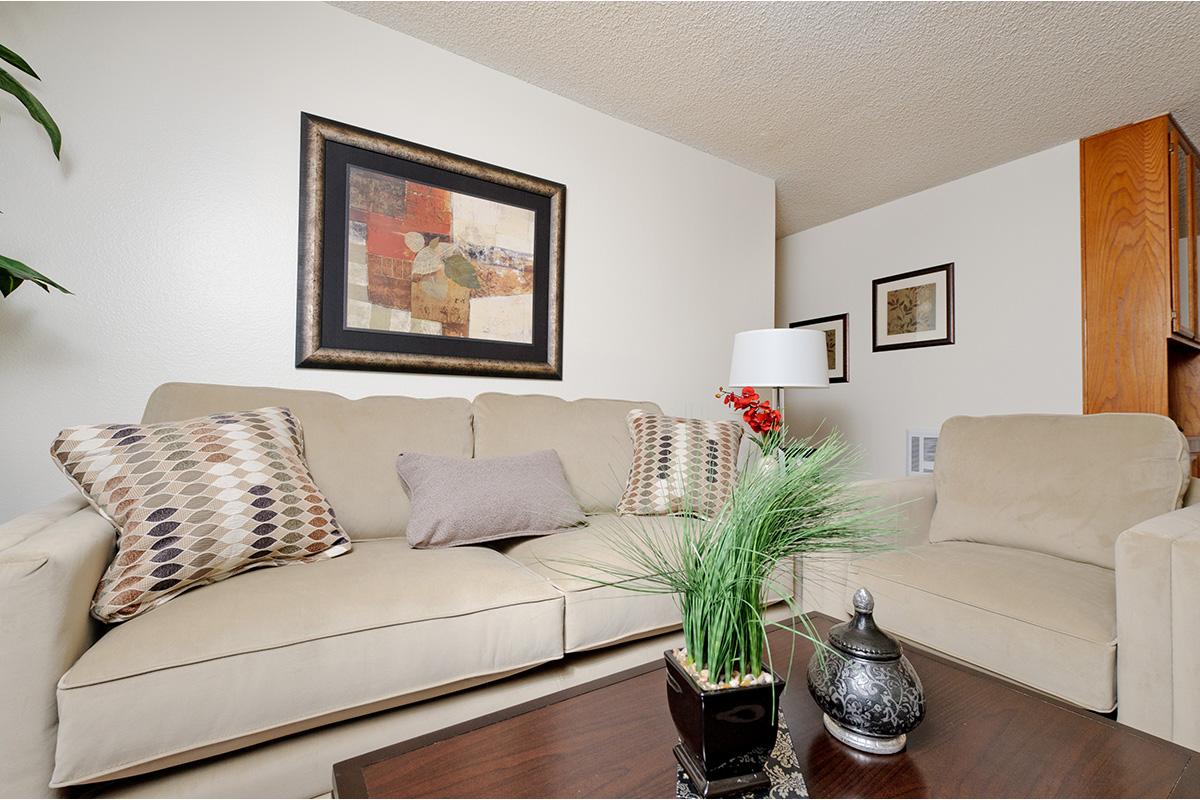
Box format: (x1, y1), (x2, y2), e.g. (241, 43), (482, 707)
(0, 65), (61, 158)
(443, 252), (480, 290)
(0, 43), (40, 80)
(0, 272), (22, 297)
(0, 254), (71, 295)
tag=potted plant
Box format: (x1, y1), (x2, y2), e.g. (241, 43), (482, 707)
(558, 391), (889, 797)
(1, 42), (69, 298)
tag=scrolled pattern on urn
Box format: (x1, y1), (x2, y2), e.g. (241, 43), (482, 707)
(806, 587), (926, 753)
(807, 650), (925, 738)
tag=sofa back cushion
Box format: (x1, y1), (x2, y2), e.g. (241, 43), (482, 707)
(472, 393), (661, 512)
(928, 413), (1190, 569)
(142, 383), (472, 541)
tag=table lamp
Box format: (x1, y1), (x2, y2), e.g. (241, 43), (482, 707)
(727, 327), (829, 426)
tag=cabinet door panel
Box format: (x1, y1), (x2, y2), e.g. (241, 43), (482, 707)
(1193, 151), (1199, 338)
(1173, 133), (1194, 336)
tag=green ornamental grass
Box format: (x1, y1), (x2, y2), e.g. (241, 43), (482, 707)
(555, 430), (893, 685)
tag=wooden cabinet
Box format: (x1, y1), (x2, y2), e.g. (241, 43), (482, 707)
(1081, 115), (1200, 473)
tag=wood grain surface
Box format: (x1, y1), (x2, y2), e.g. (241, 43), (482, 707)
(1081, 115), (1173, 416)
(334, 615), (1199, 799)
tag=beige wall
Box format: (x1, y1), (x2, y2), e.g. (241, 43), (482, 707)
(0, 2), (776, 520)
(775, 141), (1082, 478)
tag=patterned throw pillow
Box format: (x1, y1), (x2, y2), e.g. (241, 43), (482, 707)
(51, 407), (351, 623)
(617, 410), (743, 518)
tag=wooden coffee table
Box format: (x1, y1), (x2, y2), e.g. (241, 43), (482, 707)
(333, 614), (1200, 798)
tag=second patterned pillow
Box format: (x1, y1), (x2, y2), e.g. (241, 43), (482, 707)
(617, 410), (743, 518)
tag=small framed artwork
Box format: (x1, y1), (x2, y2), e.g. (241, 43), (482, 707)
(790, 313), (848, 383)
(296, 113), (565, 378)
(872, 263), (955, 352)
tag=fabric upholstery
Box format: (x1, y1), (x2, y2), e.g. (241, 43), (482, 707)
(141, 383), (473, 541)
(1115, 501), (1200, 749)
(849, 541), (1117, 711)
(616, 410), (742, 518)
(1172, 534), (1200, 750)
(801, 475), (936, 619)
(471, 393), (661, 513)
(0, 494), (85, 554)
(928, 413), (1189, 569)
(396, 450), (585, 548)
(497, 514), (790, 653)
(85, 624), (720, 799)
(51, 539), (563, 787)
(0, 503), (113, 798)
(51, 407), (351, 623)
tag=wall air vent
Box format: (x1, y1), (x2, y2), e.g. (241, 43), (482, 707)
(906, 428), (939, 475)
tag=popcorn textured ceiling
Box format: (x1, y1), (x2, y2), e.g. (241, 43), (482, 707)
(335, 1), (1200, 237)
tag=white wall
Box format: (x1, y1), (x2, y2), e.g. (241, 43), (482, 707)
(776, 141), (1082, 478)
(0, 2), (775, 520)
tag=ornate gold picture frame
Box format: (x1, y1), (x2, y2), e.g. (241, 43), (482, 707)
(296, 113), (566, 378)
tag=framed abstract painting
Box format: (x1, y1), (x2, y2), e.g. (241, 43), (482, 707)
(872, 263), (955, 352)
(296, 113), (565, 378)
(789, 312), (848, 383)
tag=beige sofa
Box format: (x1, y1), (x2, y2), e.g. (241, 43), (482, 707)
(1, 382), (794, 799)
(7, 387), (1199, 798)
(802, 412), (1200, 752)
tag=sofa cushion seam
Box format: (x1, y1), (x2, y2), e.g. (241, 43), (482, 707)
(59, 595), (563, 689)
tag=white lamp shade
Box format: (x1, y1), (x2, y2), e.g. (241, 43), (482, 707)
(728, 328), (830, 388)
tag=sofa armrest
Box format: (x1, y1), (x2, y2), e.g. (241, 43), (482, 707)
(1115, 503), (1200, 750)
(799, 474), (936, 619)
(0, 499), (115, 797)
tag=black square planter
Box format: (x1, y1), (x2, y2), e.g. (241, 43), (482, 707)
(664, 650), (786, 798)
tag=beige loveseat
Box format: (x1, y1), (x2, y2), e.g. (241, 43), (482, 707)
(0, 383), (794, 798)
(802, 413), (1200, 752)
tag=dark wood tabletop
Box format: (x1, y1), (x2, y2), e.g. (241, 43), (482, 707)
(333, 614), (1200, 798)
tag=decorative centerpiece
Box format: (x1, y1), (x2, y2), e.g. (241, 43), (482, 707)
(806, 588), (925, 755)
(560, 387), (890, 798)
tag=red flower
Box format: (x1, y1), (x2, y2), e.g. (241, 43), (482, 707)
(717, 386), (781, 436)
(744, 406), (781, 434)
(721, 386), (760, 411)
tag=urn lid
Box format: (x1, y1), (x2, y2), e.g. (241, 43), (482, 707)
(827, 588), (903, 661)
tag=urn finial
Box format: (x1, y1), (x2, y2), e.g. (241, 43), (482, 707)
(853, 586), (874, 614)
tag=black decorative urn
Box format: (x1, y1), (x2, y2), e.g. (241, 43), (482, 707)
(806, 587), (925, 754)
(664, 650), (785, 798)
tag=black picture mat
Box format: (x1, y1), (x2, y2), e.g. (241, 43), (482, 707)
(317, 139), (552, 365)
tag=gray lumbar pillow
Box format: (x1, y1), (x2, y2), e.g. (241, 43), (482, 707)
(396, 450), (587, 548)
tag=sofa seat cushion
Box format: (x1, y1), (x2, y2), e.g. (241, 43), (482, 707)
(497, 515), (792, 653)
(847, 541), (1116, 712)
(51, 540), (563, 787)
(141, 383), (474, 541)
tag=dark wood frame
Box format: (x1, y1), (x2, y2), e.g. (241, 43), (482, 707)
(871, 262), (955, 352)
(296, 113), (566, 379)
(789, 312), (848, 383)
